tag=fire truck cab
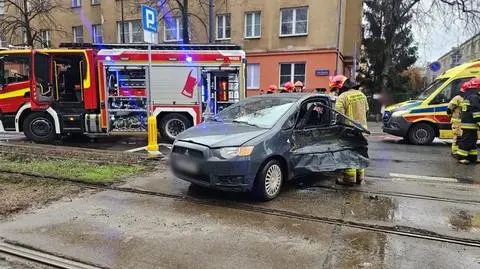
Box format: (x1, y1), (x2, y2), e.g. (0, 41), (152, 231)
(0, 43), (246, 143)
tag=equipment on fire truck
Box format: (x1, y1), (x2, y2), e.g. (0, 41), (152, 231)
(106, 66), (148, 133)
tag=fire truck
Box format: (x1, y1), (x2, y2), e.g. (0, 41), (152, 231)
(0, 43), (246, 143)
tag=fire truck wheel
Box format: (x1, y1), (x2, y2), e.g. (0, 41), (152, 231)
(159, 113), (192, 143)
(23, 112), (57, 143)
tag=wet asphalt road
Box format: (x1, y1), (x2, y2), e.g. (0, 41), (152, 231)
(0, 124), (480, 268)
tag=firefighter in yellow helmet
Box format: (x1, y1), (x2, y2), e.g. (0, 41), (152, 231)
(330, 75), (369, 185)
(447, 82), (468, 156)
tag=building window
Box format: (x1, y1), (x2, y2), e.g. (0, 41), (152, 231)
(247, 64), (260, 89)
(245, 12), (261, 38)
(117, 20), (143, 43)
(91, 0), (101, 5)
(279, 63), (305, 86)
(0, 1), (5, 15)
(71, 0), (81, 8)
(72, 26), (83, 43)
(216, 14), (231, 40)
(92, 24), (103, 43)
(40, 30), (51, 48)
(164, 17), (183, 42)
(280, 7), (308, 36)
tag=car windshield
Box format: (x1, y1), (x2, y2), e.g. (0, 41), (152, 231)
(212, 97), (297, 128)
(416, 78), (448, 100)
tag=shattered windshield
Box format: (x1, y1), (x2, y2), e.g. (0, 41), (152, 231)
(416, 78), (448, 100)
(212, 97), (297, 128)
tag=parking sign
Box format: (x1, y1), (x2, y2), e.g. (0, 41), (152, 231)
(142, 5), (158, 33)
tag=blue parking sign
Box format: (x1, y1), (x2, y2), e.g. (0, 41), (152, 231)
(142, 5), (158, 33)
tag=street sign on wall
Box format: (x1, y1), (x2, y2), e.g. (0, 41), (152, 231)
(142, 5), (158, 44)
(315, 69), (330, 76)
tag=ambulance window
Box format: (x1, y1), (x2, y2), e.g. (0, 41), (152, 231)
(0, 55), (30, 85)
(430, 77), (473, 104)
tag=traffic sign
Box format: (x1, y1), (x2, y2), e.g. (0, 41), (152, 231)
(142, 5), (158, 43)
(429, 61), (441, 72)
(142, 5), (158, 33)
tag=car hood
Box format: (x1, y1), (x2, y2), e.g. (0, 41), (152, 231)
(176, 122), (269, 148)
(385, 100), (422, 113)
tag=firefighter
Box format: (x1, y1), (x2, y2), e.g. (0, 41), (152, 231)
(265, 84), (277, 94)
(456, 78), (480, 164)
(294, 81), (304, 93)
(280, 82), (294, 93)
(447, 82), (469, 155)
(330, 75), (369, 185)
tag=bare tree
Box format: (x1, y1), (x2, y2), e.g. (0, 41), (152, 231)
(0, 0), (66, 48)
(372, 0), (480, 93)
(140, 0), (211, 44)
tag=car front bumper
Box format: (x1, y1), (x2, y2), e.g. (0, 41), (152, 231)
(170, 141), (260, 192)
(382, 115), (411, 137)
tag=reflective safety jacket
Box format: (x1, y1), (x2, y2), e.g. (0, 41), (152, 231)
(459, 90), (480, 130)
(335, 89), (369, 129)
(447, 95), (464, 123)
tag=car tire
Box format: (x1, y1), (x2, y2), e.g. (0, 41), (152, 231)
(159, 113), (192, 143)
(23, 112), (57, 143)
(408, 123), (435, 145)
(253, 159), (284, 201)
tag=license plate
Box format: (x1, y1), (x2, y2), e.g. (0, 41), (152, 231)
(175, 158), (199, 173)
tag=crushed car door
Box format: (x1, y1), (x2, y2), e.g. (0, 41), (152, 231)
(289, 97), (370, 177)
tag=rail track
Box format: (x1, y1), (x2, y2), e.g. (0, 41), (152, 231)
(0, 240), (105, 269)
(1, 169), (480, 249)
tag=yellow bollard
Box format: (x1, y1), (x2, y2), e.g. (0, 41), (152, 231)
(147, 116), (160, 156)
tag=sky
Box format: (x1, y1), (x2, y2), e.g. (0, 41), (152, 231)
(412, 0), (477, 66)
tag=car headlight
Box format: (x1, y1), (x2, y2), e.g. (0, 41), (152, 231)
(391, 110), (410, 117)
(216, 146), (254, 159)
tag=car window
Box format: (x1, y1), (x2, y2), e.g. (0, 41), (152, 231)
(213, 97), (297, 129)
(416, 78), (448, 100)
(0, 54), (30, 85)
(296, 99), (331, 128)
(430, 77), (473, 105)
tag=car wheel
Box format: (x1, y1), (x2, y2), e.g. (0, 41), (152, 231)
(159, 113), (192, 143)
(408, 123), (435, 145)
(253, 159), (284, 201)
(23, 112), (57, 143)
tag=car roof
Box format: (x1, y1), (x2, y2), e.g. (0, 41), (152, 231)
(249, 93), (332, 102)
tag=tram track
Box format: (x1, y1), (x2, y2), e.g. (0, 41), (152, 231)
(0, 240), (105, 269)
(1, 169), (480, 249)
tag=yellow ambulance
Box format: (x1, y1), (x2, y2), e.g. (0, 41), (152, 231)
(383, 60), (480, 145)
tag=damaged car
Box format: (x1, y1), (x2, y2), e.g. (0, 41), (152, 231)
(170, 94), (370, 201)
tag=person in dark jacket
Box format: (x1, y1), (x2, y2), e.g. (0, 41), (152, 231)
(456, 78), (480, 164)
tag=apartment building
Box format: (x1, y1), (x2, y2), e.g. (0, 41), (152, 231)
(427, 33), (480, 82)
(2, 0), (363, 93)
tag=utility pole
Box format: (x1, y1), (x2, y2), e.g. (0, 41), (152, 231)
(335, 0), (343, 75)
(208, 0), (214, 43)
(121, 0), (125, 43)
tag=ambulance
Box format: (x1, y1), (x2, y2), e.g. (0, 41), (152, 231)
(383, 60), (480, 145)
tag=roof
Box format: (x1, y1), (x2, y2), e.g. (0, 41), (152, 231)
(437, 60), (480, 79)
(437, 32), (480, 61)
(60, 43), (243, 51)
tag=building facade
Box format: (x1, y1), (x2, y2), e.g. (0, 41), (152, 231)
(427, 33), (480, 83)
(1, 0), (363, 94)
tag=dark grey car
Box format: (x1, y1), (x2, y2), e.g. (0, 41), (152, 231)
(170, 94), (369, 201)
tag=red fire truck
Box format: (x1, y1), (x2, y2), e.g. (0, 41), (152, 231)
(0, 43), (246, 143)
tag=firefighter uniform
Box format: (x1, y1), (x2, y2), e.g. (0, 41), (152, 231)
(456, 78), (480, 164)
(330, 75), (369, 184)
(447, 95), (464, 153)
